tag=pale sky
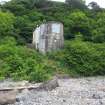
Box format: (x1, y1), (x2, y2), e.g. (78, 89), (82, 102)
(52, 0), (105, 8)
(0, 0), (105, 8)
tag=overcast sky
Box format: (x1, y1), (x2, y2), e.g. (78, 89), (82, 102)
(53, 0), (105, 8)
(0, 0), (105, 8)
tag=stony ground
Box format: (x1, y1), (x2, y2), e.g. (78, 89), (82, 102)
(1, 77), (105, 105)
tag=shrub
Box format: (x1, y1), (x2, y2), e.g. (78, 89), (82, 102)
(0, 37), (52, 82)
(0, 11), (15, 38)
(49, 40), (105, 76)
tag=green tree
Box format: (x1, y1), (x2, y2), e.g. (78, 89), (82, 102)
(1, 0), (48, 15)
(0, 11), (15, 38)
(91, 12), (105, 43)
(66, 0), (87, 10)
(64, 11), (92, 40)
(88, 2), (101, 11)
(14, 11), (45, 43)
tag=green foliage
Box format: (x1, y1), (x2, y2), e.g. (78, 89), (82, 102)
(0, 37), (53, 81)
(1, 0), (105, 43)
(14, 11), (45, 43)
(91, 12), (105, 43)
(0, 11), (15, 38)
(66, 0), (87, 10)
(0, 0), (105, 81)
(0, 36), (17, 45)
(64, 10), (92, 40)
(49, 40), (105, 76)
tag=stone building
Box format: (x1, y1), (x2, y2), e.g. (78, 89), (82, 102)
(33, 21), (64, 54)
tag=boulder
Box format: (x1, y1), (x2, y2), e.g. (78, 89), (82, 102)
(39, 77), (59, 91)
(0, 90), (17, 105)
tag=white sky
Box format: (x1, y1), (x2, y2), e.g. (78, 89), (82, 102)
(52, 0), (105, 8)
(0, 0), (105, 8)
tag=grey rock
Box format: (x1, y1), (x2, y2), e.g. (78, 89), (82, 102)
(0, 90), (17, 105)
(39, 77), (59, 91)
(92, 94), (102, 99)
(1, 77), (105, 105)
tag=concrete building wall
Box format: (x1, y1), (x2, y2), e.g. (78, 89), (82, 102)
(33, 22), (64, 54)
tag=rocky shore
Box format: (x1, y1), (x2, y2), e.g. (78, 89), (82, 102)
(0, 77), (105, 105)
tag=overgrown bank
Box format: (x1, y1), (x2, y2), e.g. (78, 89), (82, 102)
(0, 37), (105, 82)
(0, 0), (105, 82)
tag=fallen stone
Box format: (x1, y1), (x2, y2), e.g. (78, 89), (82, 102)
(0, 90), (17, 105)
(92, 94), (102, 99)
(39, 77), (59, 91)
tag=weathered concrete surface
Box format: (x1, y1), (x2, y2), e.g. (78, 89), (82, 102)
(33, 21), (64, 54)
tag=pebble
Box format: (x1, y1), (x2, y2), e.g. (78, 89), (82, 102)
(1, 77), (105, 105)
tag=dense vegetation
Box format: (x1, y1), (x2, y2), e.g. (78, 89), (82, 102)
(0, 0), (105, 82)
